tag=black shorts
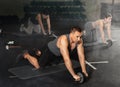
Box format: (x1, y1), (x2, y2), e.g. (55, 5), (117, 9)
(38, 47), (61, 67)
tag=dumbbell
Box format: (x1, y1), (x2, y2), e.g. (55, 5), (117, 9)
(5, 45), (21, 50)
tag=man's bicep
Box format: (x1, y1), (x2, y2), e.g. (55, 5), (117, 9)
(60, 47), (70, 62)
(59, 38), (69, 60)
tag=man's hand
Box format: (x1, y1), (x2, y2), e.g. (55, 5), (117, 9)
(83, 71), (88, 77)
(73, 74), (81, 81)
(103, 41), (108, 44)
(43, 32), (47, 35)
(102, 39), (110, 45)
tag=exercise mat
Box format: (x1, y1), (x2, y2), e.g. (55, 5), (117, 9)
(8, 60), (80, 80)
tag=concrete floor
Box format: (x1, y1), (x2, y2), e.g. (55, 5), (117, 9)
(0, 24), (120, 87)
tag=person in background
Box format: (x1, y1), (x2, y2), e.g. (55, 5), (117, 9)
(84, 13), (113, 44)
(20, 13), (52, 35)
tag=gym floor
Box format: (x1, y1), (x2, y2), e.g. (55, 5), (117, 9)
(0, 24), (120, 87)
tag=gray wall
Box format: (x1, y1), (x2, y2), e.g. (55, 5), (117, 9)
(83, 0), (100, 21)
(0, 0), (120, 20)
(0, 0), (32, 19)
(83, 0), (120, 21)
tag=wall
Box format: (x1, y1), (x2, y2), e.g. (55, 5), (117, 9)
(100, 0), (120, 4)
(83, 0), (120, 21)
(0, 0), (32, 19)
(0, 0), (120, 20)
(83, 0), (100, 21)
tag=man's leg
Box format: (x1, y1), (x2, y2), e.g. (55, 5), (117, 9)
(84, 22), (93, 43)
(20, 20), (33, 35)
(37, 13), (47, 35)
(33, 24), (41, 34)
(23, 53), (40, 69)
(38, 47), (57, 68)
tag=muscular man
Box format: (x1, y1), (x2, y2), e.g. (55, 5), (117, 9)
(39, 26), (88, 81)
(20, 13), (51, 35)
(18, 26), (88, 81)
(84, 13), (112, 44)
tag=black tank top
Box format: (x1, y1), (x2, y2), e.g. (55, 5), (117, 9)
(48, 34), (71, 56)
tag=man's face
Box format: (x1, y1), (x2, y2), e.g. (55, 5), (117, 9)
(73, 31), (83, 43)
(105, 16), (112, 23)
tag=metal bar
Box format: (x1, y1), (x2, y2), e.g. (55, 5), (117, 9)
(88, 61), (109, 64)
(85, 60), (97, 70)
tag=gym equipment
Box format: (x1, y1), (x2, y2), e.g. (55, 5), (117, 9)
(77, 72), (84, 83)
(85, 61), (97, 70)
(89, 61), (109, 64)
(105, 39), (112, 48)
(7, 41), (14, 44)
(84, 39), (113, 49)
(5, 45), (21, 50)
(96, 39), (112, 49)
(85, 60), (109, 70)
(5, 40), (21, 50)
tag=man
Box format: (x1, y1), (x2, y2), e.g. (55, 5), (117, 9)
(20, 13), (51, 35)
(39, 26), (88, 81)
(84, 13), (112, 44)
(18, 26), (88, 81)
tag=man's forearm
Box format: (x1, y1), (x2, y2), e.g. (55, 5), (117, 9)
(107, 23), (112, 40)
(101, 34), (106, 43)
(80, 58), (87, 73)
(64, 59), (76, 77)
(38, 21), (45, 33)
(37, 14), (46, 34)
(79, 56), (88, 77)
(77, 44), (88, 76)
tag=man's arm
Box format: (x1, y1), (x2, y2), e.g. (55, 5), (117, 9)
(42, 14), (51, 34)
(59, 36), (80, 80)
(106, 22), (112, 40)
(99, 22), (106, 43)
(37, 13), (46, 35)
(77, 39), (88, 77)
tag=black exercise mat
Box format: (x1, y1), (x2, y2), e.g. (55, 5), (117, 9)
(8, 60), (80, 80)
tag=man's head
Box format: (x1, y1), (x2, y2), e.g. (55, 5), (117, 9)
(70, 26), (84, 43)
(103, 13), (112, 23)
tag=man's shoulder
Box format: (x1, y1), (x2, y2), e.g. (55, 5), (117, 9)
(58, 34), (69, 45)
(59, 34), (68, 40)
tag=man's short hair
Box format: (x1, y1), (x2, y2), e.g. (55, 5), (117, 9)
(70, 26), (83, 33)
(104, 13), (112, 18)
